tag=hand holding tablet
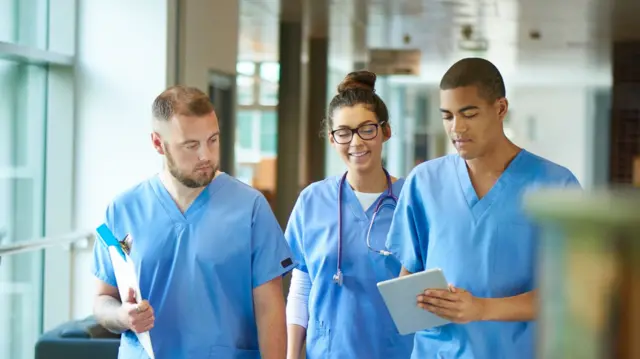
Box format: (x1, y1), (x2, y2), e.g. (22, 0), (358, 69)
(377, 268), (451, 335)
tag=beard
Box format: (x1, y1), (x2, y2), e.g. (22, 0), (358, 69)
(165, 145), (218, 188)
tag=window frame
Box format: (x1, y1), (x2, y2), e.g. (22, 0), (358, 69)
(0, 1), (77, 357)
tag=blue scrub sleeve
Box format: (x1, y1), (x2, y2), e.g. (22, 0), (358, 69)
(386, 172), (426, 274)
(283, 194), (308, 273)
(251, 194), (296, 289)
(91, 202), (118, 288)
(563, 172), (582, 189)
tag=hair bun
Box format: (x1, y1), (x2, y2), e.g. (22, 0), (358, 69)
(337, 70), (377, 94)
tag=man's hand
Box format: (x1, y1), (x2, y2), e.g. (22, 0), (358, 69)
(118, 287), (155, 333)
(417, 285), (485, 324)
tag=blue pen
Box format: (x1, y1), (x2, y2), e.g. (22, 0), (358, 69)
(96, 224), (127, 262)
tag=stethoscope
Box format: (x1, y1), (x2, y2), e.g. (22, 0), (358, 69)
(333, 168), (398, 286)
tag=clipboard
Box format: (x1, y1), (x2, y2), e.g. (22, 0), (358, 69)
(96, 224), (155, 359)
(376, 268), (451, 335)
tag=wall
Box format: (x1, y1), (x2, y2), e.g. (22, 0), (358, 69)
(71, 0), (239, 319)
(178, 0), (239, 90)
(507, 86), (591, 186)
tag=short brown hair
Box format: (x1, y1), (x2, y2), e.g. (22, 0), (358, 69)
(152, 85), (214, 122)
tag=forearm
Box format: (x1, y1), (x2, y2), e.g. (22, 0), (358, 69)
(286, 324), (307, 359)
(480, 290), (537, 322)
(93, 295), (128, 333)
(255, 278), (287, 359)
(256, 302), (287, 359)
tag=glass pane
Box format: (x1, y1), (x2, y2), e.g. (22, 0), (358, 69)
(48, 0), (77, 55)
(259, 80), (278, 106)
(236, 61), (255, 76)
(0, 0), (49, 49)
(259, 62), (279, 106)
(0, 59), (47, 359)
(0, 251), (44, 359)
(260, 111), (278, 155)
(237, 75), (255, 106)
(259, 62), (279, 82)
(236, 110), (254, 149)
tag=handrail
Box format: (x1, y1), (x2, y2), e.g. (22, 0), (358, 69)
(0, 231), (94, 257)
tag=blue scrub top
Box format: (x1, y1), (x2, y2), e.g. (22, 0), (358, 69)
(285, 176), (414, 359)
(386, 150), (580, 359)
(92, 173), (296, 359)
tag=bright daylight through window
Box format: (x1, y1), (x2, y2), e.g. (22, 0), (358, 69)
(0, 1), (76, 358)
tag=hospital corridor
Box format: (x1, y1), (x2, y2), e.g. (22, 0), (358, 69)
(1, 0), (640, 358)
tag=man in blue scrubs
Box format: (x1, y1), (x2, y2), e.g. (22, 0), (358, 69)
(386, 58), (580, 359)
(91, 85), (295, 359)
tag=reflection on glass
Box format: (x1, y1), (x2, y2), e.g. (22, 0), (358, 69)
(0, 0), (49, 49)
(0, 59), (47, 359)
(237, 75), (255, 105)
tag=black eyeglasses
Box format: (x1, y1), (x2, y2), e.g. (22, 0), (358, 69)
(331, 122), (386, 145)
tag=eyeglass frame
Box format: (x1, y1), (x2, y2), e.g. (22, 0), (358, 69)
(330, 121), (387, 145)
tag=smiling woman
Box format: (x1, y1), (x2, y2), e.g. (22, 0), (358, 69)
(284, 71), (414, 359)
(323, 71), (393, 193)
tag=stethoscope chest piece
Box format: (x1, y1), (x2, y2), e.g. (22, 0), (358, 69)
(333, 270), (343, 286)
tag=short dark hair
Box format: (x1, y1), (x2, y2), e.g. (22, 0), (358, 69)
(439, 58), (506, 102)
(152, 85), (214, 122)
(323, 70), (389, 135)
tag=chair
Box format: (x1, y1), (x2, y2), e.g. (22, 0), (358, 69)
(35, 316), (120, 359)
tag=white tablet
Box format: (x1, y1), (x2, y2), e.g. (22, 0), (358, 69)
(377, 268), (451, 335)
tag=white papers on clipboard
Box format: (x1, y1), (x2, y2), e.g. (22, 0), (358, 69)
(96, 224), (155, 359)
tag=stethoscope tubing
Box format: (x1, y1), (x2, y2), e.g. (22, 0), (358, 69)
(334, 168), (397, 286)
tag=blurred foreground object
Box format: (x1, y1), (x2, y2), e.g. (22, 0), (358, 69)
(633, 156), (640, 187)
(525, 188), (640, 359)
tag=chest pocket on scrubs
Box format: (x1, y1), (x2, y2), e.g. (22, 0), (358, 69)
(307, 320), (331, 357)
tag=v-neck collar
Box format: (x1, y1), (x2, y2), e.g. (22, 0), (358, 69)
(150, 172), (228, 224)
(335, 175), (403, 223)
(336, 175), (369, 223)
(454, 149), (528, 222)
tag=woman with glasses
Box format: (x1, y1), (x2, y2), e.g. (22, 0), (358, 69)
(284, 71), (414, 359)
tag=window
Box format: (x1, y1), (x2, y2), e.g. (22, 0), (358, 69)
(0, 59), (47, 359)
(259, 62), (279, 106)
(237, 75), (255, 106)
(0, 1), (76, 358)
(234, 62), (279, 194)
(236, 110), (255, 149)
(0, 0), (49, 49)
(260, 111), (278, 154)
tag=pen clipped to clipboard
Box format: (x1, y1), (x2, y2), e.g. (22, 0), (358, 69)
(96, 224), (155, 359)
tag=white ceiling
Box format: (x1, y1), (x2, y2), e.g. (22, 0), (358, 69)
(238, 0), (640, 86)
